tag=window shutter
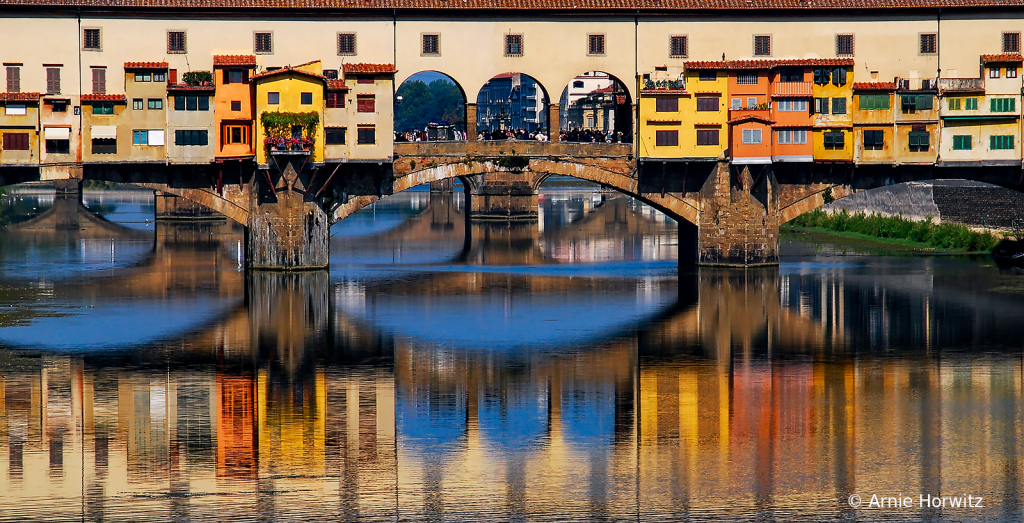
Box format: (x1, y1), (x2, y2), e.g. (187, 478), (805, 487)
(223, 69), (230, 84)
(7, 67), (20, 93)
(92, 68), (105, 95)
(46, 68), (60, 94)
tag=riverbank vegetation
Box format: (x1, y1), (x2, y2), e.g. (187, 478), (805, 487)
(786, 209), (1000, 252)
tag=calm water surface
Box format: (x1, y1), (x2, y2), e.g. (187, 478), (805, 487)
(0, 187), (1023, 522)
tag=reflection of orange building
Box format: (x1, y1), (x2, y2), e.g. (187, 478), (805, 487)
(216, 373), (256, 479)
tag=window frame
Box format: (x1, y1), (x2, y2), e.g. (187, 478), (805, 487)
(148, 98), (163, 110)
(655, 130), (679, 147)
(835, 34), (854, 57)
(952, 134), (973, 151)
(254, 31), (273, 55)
(167, 30), (186, 54)
(421, 33), (441, 56)
(908, 129), (930, 152)
(325, 127), (347, 145)
(736, 72), (758, 85)
(1004, 31), (1021, 53)
(919, 33), (938, 55)
(174, 129), (209, 146)
(753, 35), (771, 57)
(133, 129), (149, 145)
(267, 92), (280, 105)
(965, 97), (979, 110)
(5, 66), (20, 93)
(831, 97), (847, 115)
(357, 95), (375, 113)
(337, 32), (357, 56)
(300, 92), (313, 105)
(669, 35), (688, 58)
(863, 129), (884, 150)
(82, 27), (102, 51)
(741, 128), (763, 145)
(823, 130), (845, 150)
(587, 33), (606, 56)
(326, 91), (345, 109)
(991, 134), (1014, 150)
(132, 98), (144, 110)
(92, 102), (114, 115)
(696, 129), (719, 146)
(356, 126), (376, 145)
(505, 34), (524, 57)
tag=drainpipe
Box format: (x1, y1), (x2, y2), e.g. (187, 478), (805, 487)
(77, 8), (83, 166)
(634, 10), (639, 158)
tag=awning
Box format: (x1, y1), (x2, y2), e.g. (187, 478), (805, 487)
(91, 125), (116, 139)
(148, 130), (165, 146)
(44, 127), (70, 140)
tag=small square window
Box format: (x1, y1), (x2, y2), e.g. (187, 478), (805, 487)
(300, 92), (313, 105)
(51, 101), (68, 112)
(325, 128), (346, 145)
(357, 95), (375, 113)
(167, 31), (186, 54)
(588, 34), (606, 56)
(148, 98), (163, 110)
(268, 92), (279, 105)
(323, 69), (339, 80)
(422, 34), (440, 56)
(1009, 68), (1018, 78)
(231, 100), (241, 111)
(920, 33), (937, 54)
(83, 28), (101, 50)
(338, 33), (356, 56)
(1004, 32), (1021, 53)
(699, 70), (716, 82)
(754, 35), (771, 57)
(991, 67), (1001, 78)
(357, 126), (375, 144)
(133, 98), (144, 110)
(836, 34), (854, 56)
(255, 32), (273, 54)
(505, 34), (523, 57)
(669, 35), (688, 58)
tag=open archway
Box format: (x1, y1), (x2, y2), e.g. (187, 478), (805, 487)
(558, 71), (632, 143)
(475, 73), (549, 140)
(394, 71), (468, 142)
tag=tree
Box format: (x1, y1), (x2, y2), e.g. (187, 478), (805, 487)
(395, 77), (465, 132)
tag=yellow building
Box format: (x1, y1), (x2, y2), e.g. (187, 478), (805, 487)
(937, 54), (1022, 167)
(638, 64), (727, 161)
(810, 60), (854, 162)
(852, 82), (896, 164)
(0, 92), (40, 166)
(252, 60), (326, 166)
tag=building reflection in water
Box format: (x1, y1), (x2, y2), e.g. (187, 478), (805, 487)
(1, 191), (1024, 521)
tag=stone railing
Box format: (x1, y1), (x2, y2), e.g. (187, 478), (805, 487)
(937, 78), (985, 93)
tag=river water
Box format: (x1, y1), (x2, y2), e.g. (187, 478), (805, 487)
(0, 186), (1022, 522)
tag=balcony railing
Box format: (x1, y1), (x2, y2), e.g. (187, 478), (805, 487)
(772, 81), (812, 97)
(938, 78), (985, 93)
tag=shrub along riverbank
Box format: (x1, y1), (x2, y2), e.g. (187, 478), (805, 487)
(787, 209), (1000, 252)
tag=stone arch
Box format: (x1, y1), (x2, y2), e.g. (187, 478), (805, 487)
(332, 159), (699, 225)
(557, 71), (634, 139)
(395, 71), (469, 138)
(132, 184), (250, 225)
(474, 72), (551, 135)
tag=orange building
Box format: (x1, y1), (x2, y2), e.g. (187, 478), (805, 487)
(769, 63), (814, 163)
(213, 55), (257, 162)
(726, 62), (773, 164)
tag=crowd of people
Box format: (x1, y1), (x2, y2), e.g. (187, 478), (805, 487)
(477, 129), (548, 141)
(559, 128), (631, 144)
(395, 130), (467, 142)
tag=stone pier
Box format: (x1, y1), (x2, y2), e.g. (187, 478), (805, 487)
(680, 161), (780, 266)
(53, 177), (82, 195)
(247, 152), (330, 270)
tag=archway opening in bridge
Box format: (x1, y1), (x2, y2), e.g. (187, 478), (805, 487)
(395, 71), (467, 142)
(558, 71), (632, 143)
(475, 72), (549, 139)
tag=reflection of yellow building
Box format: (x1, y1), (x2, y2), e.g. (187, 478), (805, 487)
(257, 370), (326, 476)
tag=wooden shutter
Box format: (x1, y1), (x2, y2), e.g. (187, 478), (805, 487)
(6, 67), (19, 93)
(92, 68), (106, 95)
(46, 68), (60, 94)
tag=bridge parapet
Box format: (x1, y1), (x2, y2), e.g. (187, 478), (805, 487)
(394, 141), (632, 159)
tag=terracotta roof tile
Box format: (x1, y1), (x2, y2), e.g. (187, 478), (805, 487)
(0, 92), (40, 101)
(326, 79), (349, 91)
(250, 66), (325, 81)
(693, 122), (723, 126)
(81, 94), (126, 101)
(853, 82), (896, 90)
(728, 114), (775, 125)
(343, 63), (397, 75)
(2, 0), (1023, 10)
(490, 72), (518, 80)
(213, 55), (257, 67)
(124, 61), (168, 70)
(166, 83), (215, 92)
(981, 53), (1024, 63)
(640, 89), (688, 95)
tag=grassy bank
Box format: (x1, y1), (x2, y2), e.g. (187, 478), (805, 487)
(787, 209), (999, 252)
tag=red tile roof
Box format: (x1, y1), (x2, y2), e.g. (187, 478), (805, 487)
(81, 94), (126, 101)
(640, 89), (688, 95)
(728, 114), (775, 125)
(166, 83), (216, 92)
(0, 92), (40, 101)
(326, 79), (349, 91)
(981, 53), (1024, 63)
(343, 63), (397, 75)
(124, 61), (167, 70)
(693, 122), (723, 126)
(685, 58), (854, 70)
(213, 55), (257, 67)
(250, 66), (326, 81)
(490, 72), (518, 80)
(853, 82), (897, 91)
(0, 0), (1021, 10)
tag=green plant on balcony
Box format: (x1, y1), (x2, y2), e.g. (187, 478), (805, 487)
(182, 71), (213, 86)
(261, 111), (319, 151)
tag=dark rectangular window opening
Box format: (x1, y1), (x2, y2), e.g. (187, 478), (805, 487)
(231, 100), (242, 111)
(754, 35), (771, 56)
(6, 66), (20, 93)
(255, 32), (273, 54)
(46, 139), (70, 154)
(699, 70), (716, 82)
(823, 131), (845, 150)
(588, 34), (606, 55)
(505, 34), (523, 57)
(908, 127), (930, 152)
(670, 36), (688, 58)
(357, 96), (375, 113)
(91, 138), (116, 154)
(326, 92), (345, 108)
(51, 101), (68, 112)
(422, 34), (440, 55)
(780, 67), (802, 82)
(2, 133), (29, 150)
(338, 33), (356, 56)
(46, 68), (60, 94)
(655, 97), (679, 112)
(167, 31), (186, 54)
(920, 33), (937, 54)
(863, 130), (884, 150)
(300, 92), (313, 105)
(357, 127), (375, 144)
(655, 130), (678, 147)
(696, 129), (719, 145)
(1004, 32), (1021, 53)
(696, 97), (718, 111)
(175, 129), (209, 146)
(83, 28), (101, 50)
(836, 34), (854, 56)
(325, 128), (346, 145)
